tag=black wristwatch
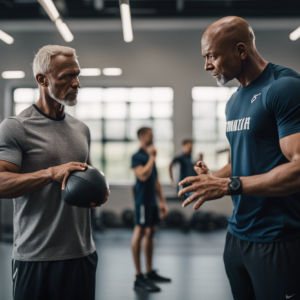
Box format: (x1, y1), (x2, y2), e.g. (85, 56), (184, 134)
(228, 177), (242, 195)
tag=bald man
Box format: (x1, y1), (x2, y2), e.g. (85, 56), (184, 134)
(178, 16), (300, 300)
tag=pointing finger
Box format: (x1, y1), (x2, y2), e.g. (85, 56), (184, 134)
(194, 166), (206, 175)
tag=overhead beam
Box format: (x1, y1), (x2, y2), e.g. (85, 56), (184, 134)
(0, 18), (300, 32)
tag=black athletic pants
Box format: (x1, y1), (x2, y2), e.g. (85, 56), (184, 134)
(12, 251), (98, 300)
(224, 232), (300, 300)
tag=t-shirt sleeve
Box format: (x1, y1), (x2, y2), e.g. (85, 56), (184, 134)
(172, 155), (182, 164)
(131, 154), (143, 168)
(265, 77), (300, 140)
(0, 118), (25, 167)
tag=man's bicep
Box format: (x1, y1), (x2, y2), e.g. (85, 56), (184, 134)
(267, 77), (300, 139)
(0, 160), (20, 173)
(280, 132), (300, 162)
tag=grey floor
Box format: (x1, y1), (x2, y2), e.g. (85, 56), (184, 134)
(0, 229), (233, 300)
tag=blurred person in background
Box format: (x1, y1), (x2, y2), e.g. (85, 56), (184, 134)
(131, 127), (171, 292)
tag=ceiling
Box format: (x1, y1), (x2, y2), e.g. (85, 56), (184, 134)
(1, 0), (300, 20)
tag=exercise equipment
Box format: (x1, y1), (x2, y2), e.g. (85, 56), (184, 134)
(121, 209), (135, 227)
(165, 210), (185, 228)
(191, 212), (220, 232)
(62, 166), (109, 208)
(99, 210), (117, 227)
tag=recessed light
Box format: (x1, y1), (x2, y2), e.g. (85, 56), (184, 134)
(2, 71), (25, 79)
(80, 68), (101, 76)
(0, 30), (14, 44)
(103, 68), (122, 76)
(290, 26), (300, 41)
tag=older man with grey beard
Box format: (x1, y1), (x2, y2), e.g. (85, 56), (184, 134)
(0, 45), (109, 300)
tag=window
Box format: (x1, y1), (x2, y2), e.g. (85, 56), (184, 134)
(13, 87), (174, 183)
(192, 86), (237, 170)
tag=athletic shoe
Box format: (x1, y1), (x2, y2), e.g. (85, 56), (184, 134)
(145, 270), (172, 282)
(134, 274), (161, 292)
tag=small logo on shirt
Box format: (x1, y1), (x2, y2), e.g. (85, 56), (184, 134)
(251, 93), (261, 103)
(286, 293), (299, 299)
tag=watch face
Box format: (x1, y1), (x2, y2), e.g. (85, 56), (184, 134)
(230, 180), (240, 190)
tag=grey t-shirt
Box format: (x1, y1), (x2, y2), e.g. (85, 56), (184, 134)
(0, 104), (96, 261)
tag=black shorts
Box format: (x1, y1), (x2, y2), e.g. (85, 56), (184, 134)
(223, 232), (300, 300)
(135, 204), (160, 227)
(12, 251), (98, 300)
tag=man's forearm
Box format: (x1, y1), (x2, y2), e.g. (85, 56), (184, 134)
(156, 181), (166, 203)
(0, 169), (53, 198)
(140, 155), (155, 180)
(241, 160), (300, 197)
(213, 163), (232, 178)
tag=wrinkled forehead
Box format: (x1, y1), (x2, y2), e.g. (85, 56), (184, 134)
(50, 55), (80, 74)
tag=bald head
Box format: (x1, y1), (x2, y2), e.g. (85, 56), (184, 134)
(203, 16), (255, 51)
(201, 16), (264, 87)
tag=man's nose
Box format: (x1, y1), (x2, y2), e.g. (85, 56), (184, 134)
(72, 76), (80, 88)
(204, 58), (213, 71)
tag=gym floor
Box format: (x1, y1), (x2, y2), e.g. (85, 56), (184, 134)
(0, 229), (233, 300)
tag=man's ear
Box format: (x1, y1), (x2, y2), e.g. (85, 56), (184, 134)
(236, 43), (247, 60)
(36, 74), (49, 88)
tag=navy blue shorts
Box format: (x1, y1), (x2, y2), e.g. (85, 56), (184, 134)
(135, 204), (160, 227)
(12, 251), (98, 300)
(224, 232), (300, 300)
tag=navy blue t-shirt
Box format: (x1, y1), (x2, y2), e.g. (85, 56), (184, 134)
(226, 63), (300, 243)
(172, 153), (197, 186)
(131, 149), (158, 206)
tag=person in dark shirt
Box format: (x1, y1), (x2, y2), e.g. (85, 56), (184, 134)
(178, 16), (300, 300)
(169, 139), (202, 197)
(131, 127), (170, 292)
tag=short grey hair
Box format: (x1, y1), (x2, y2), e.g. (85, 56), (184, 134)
(32, 45), (77, 77)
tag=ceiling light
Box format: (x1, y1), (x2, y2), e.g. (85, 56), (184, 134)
(103, 68), (122, 76)
(2, 71), (25, 79)
(0, 30), (14, 44)
(38, 0), (60, 22)
(290, 27), (300, 41)
(55, 19), (74, 42)
(80, 68), (101, 76)
(119, 0), (133, 43)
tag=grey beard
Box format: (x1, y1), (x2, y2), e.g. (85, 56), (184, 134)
(48, 83), (77, 107)
(216, 73), (230, 87)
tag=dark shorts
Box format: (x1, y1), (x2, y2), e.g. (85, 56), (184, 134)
(223, 232), (300, 300)
(12, 251), (98, 300)
(135, 204), (160, 227)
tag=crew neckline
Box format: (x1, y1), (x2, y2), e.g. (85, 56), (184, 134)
(238, 62), (271, 91)
(33, 104), (66, 121)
